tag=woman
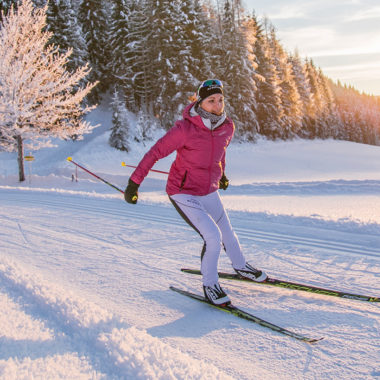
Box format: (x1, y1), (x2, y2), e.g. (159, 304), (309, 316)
(125, 79), (267, 305)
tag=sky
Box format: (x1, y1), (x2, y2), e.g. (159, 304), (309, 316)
(242, 0), (380, 96)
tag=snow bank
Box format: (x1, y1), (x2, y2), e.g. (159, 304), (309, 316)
(0, 258), (232, 379)
(99, 327), (233, 379)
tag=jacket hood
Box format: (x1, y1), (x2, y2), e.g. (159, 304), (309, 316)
(182, 102), (204, 129)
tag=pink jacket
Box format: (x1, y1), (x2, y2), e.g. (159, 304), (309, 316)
(130, 103), (235, 196)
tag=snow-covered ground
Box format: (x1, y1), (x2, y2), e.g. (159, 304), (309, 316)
(0, 107), (380, 379)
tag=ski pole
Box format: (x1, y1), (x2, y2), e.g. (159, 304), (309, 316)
(67, 157), (124, 194)
(121, 161), (169, 175)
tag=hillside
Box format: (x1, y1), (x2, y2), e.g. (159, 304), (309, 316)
(0, 109), (380, 379)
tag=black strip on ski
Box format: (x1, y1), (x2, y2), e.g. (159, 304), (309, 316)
(181, 268), (380, 303)
(170, 286), (323, 343)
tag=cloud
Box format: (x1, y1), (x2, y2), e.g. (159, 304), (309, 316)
(278, 24), (380, 57)
(347, 6), (380, 21)
(311, 52), (380, 94)
(323, 62), (380, 95)
(260, 4), (307, 20)
(243, 0), (380, 94)
(249, 0), (360, 22)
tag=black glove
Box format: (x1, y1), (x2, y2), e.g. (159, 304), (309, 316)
(124, 178), (140, 204)
(219, 173), (229, 190)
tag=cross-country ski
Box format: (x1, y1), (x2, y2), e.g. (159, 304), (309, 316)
(170, 286), (323, 343)
(181, 268), (380, 303)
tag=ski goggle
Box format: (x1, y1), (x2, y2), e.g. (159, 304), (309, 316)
(197, 79), (223, 96)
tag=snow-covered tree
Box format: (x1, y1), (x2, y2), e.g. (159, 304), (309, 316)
(8, 0), (374, 148)
(252, 16), (283, 139)
(288, 51), (314, 137)
(1, 0), (47, 20)
(331, 81), (380, 145)
(108, 0), (134, 94)
(0, 0), (98, 181)
(316, 68), (340, 138)
(148, 0), (214, 123)
(268, 27), (302, 138)
(176, 0), (212, 93)
(108, 0), (155, 113)
(134, 109), (158, 142)
(0, 0), (17, 20)
(46, 0), (88, 74)
(304, 59), (324, 138)
(78, 0), (111, 101)
(218, 2), (258, 140)
(233, 12), (260, 139)
(145, 0), (183, 128)
(109, 88), (131, 151)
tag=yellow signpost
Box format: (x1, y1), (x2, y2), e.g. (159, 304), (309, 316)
(24, 155), (34, 184)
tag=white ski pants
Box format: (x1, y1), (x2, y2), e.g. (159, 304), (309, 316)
(170, 191), (246, 286)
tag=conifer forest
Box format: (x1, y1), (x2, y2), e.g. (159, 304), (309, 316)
(1, 0), (380, 150)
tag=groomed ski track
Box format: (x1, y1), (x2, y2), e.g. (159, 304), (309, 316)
(1, 187), (380, 379)
(3, 187), (380, 259)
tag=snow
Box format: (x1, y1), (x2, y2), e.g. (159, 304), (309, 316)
(0, 105), (380, 379)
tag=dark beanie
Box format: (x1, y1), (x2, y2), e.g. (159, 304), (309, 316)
(196, 79), (224, 103)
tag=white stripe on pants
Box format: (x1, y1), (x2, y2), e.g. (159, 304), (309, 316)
(170, 191), (246, 286)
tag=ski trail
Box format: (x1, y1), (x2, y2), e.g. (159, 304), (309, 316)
(5, 191), (380, 259)
(0, 258), (233, 380)
(17, 223), (31, 246)
(236, 227), (380, 257)
(0, 260), (117, 377)
(2, 190), (379, 297)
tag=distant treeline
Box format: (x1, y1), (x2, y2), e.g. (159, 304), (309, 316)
(2, 0), (379, 147)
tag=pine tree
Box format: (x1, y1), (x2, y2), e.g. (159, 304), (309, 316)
(109, 0), (155, 113)
(214, 2), (258, 140)
(109, 88), (130, 152)
(316, 69), (339, 138)
(331, 81), (354, 141)
(78, 0), (112, 102)
(176, 0), (212, 99)
(190, 0), (215, 81)
(130, 0), (156, 112)
(0, 0), (98, 181)
(252, 15), (283, 139)
(268, 26), (302, 138)
(304, 59), (324, 138)
(146, 0), (183, 128)
(287, 51), (314, 138)
(108, 0), (135, 106)
(134, 109), (158, 142)
(46, 0), (88, 74)
(331, 81), (380, 145)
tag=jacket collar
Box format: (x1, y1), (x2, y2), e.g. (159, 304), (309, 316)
(183, 102), (228, 130)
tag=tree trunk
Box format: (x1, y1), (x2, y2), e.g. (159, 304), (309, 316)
(17, 135), (25, 182)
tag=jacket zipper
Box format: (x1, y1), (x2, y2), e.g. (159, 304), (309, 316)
(208, 129), (214, 192)
(179, 170), (188, 190)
